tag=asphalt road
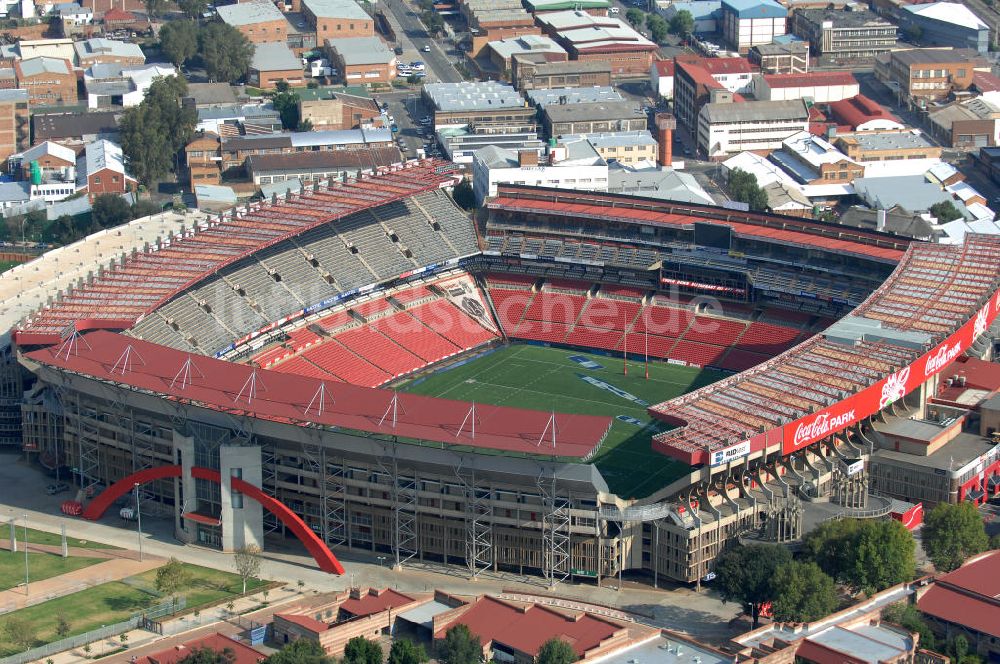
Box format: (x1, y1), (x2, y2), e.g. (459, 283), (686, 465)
(382, 0), (463, 84)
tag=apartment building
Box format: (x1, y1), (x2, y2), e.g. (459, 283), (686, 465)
(792, 8), (897, 60)
(697, 98), (809, 158)
(185, 132), (222, 188)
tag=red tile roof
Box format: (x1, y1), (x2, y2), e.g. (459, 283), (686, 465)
(700, 57), (753, 75)
(275, 613), (329, 633)
(140, 634), (265, 664)
(340, 589), (415, 617)
(828, 94), (900, 129)
(102, 7), (135, 20)
(763, 71), (857, 88)
(973, 69), (1000, 92)
(653, 60), (674, 76)
(436, 596), (623, 658)
(917, 551), (1000, 640)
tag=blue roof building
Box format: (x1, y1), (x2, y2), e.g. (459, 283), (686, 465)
(720, 0), (788, 51)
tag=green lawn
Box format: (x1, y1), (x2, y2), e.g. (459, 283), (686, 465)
(0, 562), (267, 655)
(399, 344), (725, 499)
(0, 260), (19, 274)
(0, 550), (102, 591)
(123, 562), (267, 609)
(1, 525), (120, 550)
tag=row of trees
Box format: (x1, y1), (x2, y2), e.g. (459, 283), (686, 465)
(159, 20), (254, 84)
(624, 7), (694, 42)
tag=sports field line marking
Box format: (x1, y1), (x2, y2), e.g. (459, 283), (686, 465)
(511, 346), (711, 390)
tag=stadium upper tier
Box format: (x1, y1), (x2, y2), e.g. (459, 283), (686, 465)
(14, 161), (462, 347)
(648, 234), (1000, 465)
(26, 330), (611, 458)
(486, 186), (909, 263)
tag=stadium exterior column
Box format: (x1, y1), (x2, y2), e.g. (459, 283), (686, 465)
(220, 444), (264, 552)
(173, 431), (196, 545)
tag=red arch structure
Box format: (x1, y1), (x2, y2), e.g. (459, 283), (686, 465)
(81, 465), (344, 575)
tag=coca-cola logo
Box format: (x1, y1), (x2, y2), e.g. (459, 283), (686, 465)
(974, 303), (989, 340)
(925, 342), (962, 377)
(792, 409), (856, 448)
(879, 366), (910, 409)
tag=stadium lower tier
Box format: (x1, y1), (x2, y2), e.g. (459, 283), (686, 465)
(251, 275), (499, 387)
(486, 276), (812, 371)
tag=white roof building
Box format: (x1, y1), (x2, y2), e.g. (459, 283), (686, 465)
(471, 142), (608, 204)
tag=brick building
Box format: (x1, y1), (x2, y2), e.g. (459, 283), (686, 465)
(249, 42), (304, 89)
(0, 89), (28, 166)
(185, 132), (223, 187)
(217, 0), (290, 44)
(77, 139), (137, 199)
(74, 37), (145, 67)
(512, 57), (610, 91)
(301, 0), (374, 43)
(917, 551), (1000, 662)
(535, 10), (658, 78)
(14, 57), (77, 105)
(326, 36), (396, 85)
(297, 92), (381, 130)
(672, 55), (754, 132)
(874, 48), (987, 103)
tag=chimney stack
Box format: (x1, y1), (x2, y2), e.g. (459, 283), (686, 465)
(655, 113), (677, 169)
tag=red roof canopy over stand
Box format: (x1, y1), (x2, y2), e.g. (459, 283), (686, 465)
(26, 331), (611, 459)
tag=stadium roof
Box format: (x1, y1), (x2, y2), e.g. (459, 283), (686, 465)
(486, 185), (907, 262)
(646, 234), (1000, 465)
(14, 161), (459, 345)
(24, 330), (611, 458)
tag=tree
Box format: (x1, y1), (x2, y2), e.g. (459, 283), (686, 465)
(848, 520), (915, 595)
(342, 637), (382, 664)
(728, 168), (769, 211)
(177, 0), (208, 19)
(120, 633), (129, 647)
(159, 20), (199, 68)
(92, 194), (134, 230)
(883, 603), (935, 650)
(991, 533), (1000, 549)
(176, 647), (237, 664)
(625, 7), (644, 26)
(438, 624), (482, 664)
(143, 0), (166, 18)
(388, 639), (428, 664)
(923, 501), (989, 572)
(668, 10), (695, 38)
(265, 638), (335, 664)
(2, 615), (37, 651)
(199, 23), (253, 83)
(272, 91), (301, 130)
(770, 561), (838, 623)
(954, 635), (969, 664)
(714, 543), (792, 627)
(928, 200), (963, 223)
(452, 178), (475, 210)
(120, 76), (197, 186)
(83, 644), (92, 658)
(537, 639), (577, 664)
(155, 557), (192, 598)
(232, 544), (262, 594)
(903, 24), (922, 43)
(646, 14), (668, 43)
(804, 518), (863, 583)
(55, 614), (72, 638)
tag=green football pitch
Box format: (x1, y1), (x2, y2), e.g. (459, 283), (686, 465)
(398, 344), (726, 499)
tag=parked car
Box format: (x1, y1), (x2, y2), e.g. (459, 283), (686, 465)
(46, 482), (69, 495)
(422, 45), (431, 52)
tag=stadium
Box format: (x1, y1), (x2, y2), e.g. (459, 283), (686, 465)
(5, 158), (1000, 586)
